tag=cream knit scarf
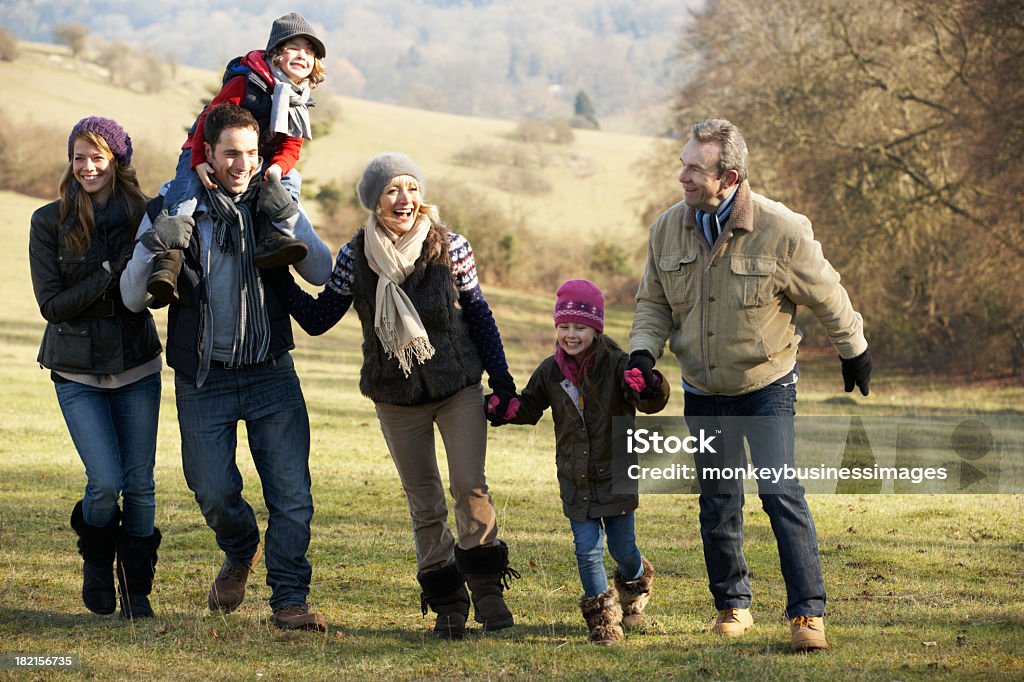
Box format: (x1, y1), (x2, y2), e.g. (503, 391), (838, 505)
(363, 213), (436, 376)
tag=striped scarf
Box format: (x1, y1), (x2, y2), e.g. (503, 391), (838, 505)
(204, 182), (271, 367)
(696, 187), (737, 247)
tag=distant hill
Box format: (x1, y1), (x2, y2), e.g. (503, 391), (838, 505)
(0, 0), (700, 132)
(0, 40), (683, 299)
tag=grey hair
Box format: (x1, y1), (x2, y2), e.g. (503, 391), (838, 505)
(689, 118), (748, 184)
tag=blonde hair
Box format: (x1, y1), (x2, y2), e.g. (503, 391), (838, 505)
(269, 44), (326, 88)
(59, 131), (147, 255)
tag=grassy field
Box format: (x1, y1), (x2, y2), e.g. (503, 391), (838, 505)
(2, 175), (1023, 682)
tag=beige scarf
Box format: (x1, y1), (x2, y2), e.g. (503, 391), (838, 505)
(364, 213), (436, 376)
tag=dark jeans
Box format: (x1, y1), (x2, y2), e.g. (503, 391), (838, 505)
(684, 383), (826, 618)
(175, 353), (314, 611)
(55, 372), (161, 536)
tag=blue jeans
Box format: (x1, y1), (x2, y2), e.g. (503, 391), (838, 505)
(684, 383), (826, 618)
(54, 373), (161, 537)
(569, 513), (644, 597)
(165, 148), (303, 218)
(175, 352), (314, 611)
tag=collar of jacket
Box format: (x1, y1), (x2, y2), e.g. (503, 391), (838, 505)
(682, 180), (754, 237)
(241, 49), (275, 87)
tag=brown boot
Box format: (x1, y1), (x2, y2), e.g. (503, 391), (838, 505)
(418, 561), (470, 640)
(208, 543), (261, 613)
(147, 249), (183, 304)
(455, 540), (519, 632)
(254, 229), (307, 269)
(580, 587), (624, 645)
(790, 615), (829, 651)
(613, 556), (654, 628)
(272, 603), (327, 632)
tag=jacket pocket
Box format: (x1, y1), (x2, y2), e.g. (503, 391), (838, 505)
(659, 251), (698, 306)
(730, 256), (776, 308)
(57, 250), (90, 283)
(555, 455), (577, 507)
(49, 320), (93, 369)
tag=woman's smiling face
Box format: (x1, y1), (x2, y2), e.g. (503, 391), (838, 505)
(377, 175), (422, 235)
(72, 137), (114, 202)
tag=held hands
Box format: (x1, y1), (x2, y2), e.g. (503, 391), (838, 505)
(195, 163), (217, 190)
(625, 350), (659, 400)
(841, 349), (872, 396)
(258, 175), (299, 223)
(484, 372), (520, 426)
(140, 214), (194, 253)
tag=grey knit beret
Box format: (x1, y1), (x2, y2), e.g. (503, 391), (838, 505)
(68, 116), (133, 166)
(357, 153), (425, 211)
(266, 13), (326, 59)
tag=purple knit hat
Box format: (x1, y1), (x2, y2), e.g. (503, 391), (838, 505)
(67, 116), (133, 166)
(554, 279), (605, 333)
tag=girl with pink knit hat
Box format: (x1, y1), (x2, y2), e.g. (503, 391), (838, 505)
(486, 279), (670, 645)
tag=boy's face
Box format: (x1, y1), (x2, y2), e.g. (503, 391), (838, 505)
(205, 126), (260, 194)
(556, 323), (597, 357)
(276, 37), (316, 84)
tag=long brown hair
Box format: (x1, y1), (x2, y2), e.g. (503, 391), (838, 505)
(58, 131), (147, 255)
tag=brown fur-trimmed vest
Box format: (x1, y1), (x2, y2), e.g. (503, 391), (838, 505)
(350, 223), (484, 406)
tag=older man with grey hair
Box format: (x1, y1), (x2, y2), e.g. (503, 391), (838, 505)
(626, 118), (872, 651)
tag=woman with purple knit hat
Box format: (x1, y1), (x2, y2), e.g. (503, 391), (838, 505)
(488, 279), (670, 645)
(29, 116), (163, 620)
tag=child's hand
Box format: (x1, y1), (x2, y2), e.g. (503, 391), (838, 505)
(195, 163), (217, 190)
(486, 393), (521, 425)
(264, 164), (283, 181)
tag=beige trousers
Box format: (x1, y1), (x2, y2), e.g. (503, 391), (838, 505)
(375, 384), (499, 570)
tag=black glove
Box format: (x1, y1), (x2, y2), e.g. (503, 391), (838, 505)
(258, 176), (299, 223)
(484, 371), (519, 426)
(625, 350), (658, 400)
(841, 349), (872, 396)
(140, 214), (194, 252)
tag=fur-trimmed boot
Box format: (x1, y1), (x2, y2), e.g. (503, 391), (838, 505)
(454, 540), (519, 632)
(614, 556), (654, 627)
(69, 500), (120, 615)
(417, 561), (471, 640)
(116, 528), (161, 619)
(147, 249), (183, 305)
(580, 587), (625, 645)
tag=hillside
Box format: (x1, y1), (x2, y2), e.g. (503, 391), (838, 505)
(0, 40), (678, 283)
(0, 0), (698, 127)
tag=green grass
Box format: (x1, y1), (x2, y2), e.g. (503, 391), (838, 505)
(2, 179), (1023, 682)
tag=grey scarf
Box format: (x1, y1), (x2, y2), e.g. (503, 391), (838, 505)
(268, 63), (313, 141)
(203, 182), (271, 366)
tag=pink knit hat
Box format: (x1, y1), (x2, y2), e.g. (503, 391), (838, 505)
(553, 279), (605, 333)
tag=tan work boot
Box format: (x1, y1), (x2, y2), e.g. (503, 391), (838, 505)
(272, 603), (328, 632)
(712, 607), (754, 637)
(208, 543), (261, 613)
(790, 615), (829, 651)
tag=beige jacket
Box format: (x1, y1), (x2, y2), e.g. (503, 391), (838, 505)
(630, 181), (867, 396)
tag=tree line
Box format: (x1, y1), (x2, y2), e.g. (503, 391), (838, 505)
(654, 0), (1024, 376)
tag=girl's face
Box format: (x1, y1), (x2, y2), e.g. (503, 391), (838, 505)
(556, 323), (596, 357)
(377, 176), (422, 235)
(72, 137), (114, 203)
(276, 37), (316, 84)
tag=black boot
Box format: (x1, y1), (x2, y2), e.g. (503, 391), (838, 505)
(253, 222), (307, 269)
(116, 528), (161, 619)
(69, 501), (119, 615)
(146, 249), (183, 305)
(455, 540), (519, 632)
(417, 561), (470, 640)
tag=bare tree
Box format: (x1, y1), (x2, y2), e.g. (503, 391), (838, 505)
(0, 26), (18, 61)
(54, 22), (89, 58)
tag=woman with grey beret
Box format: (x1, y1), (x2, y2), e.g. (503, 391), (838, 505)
(272, 152), (520, 639)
